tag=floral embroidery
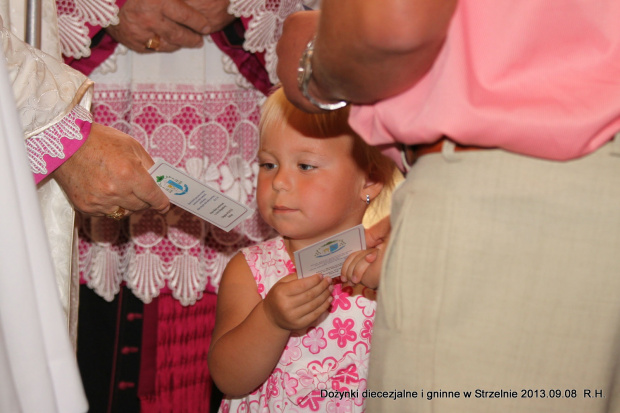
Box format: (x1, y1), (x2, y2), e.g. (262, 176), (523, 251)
(342, 342), (370, 381)
(302, 327), (327, 354)
(330, 283), (352, 313)
(279, 337), (302, 366)
(296, 390), (323, 412)
(285, 259), (296, 274)
(356, 288), (377, 318)
(266, 372), (281, 400)
(57, 0), (119, 59)
(360, 319), (373, 342)
(326, 398), (353, 413)
(220, 155), (254, 202)
(353, 379), (368, 407)
(328, 318), (357, 348)
(281, 372), (298, 397)
(333, 364), (360, 388)
(79, 84), (276, 304)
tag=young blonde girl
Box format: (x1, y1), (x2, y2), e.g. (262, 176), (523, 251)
(208, 88), (395, 412)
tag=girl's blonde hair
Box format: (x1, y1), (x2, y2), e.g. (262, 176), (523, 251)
(259, 88), (396, 195)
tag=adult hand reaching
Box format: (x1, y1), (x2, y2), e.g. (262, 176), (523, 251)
(275, 10), (322, 113)
(365, 215), (390, 248)
(51, 123), (170, 217)
(106, 0), (211, 53)
(186, 0), (236, 34)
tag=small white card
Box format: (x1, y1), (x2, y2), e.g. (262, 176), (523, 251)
(149, 160), (254, 232)
(294, 224), (366, 279)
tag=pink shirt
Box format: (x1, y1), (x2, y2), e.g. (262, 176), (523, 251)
(349, 1), (620, 166)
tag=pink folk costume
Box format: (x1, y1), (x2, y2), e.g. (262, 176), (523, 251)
(221, 237), (376, 412)
(56, 0), (318, 411)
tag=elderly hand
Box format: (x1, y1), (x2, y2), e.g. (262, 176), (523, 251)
(106, 0), (211, 53)
(51, 123), (170, 218)
(186, 0), (236, 34)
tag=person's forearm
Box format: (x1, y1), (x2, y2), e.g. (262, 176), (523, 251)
(312, 0), (457, 104)
(208, 301), (291, 397)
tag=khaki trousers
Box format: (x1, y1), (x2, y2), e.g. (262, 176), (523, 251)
(367, 139), (620, 412)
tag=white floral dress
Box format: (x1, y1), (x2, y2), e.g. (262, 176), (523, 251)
(221, 237), (377, 413)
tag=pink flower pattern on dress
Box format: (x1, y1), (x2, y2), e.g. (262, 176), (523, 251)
(265, 372), (281, 400)
(296, 391), (323, 412)
(360, 319), (373, 342)
(221, 237), (375, 412)
(343, 342), (371, 377)
(279, 337), (302, 366)
(326, 398), (353, 413)
(352, 379), (368, 408)
(285, 259), (296, 274)
(356, 288), (377, 318)
(330, 284), (352, 313)
(302, 327), (327, 354)
(281, 372), (299, 397)
(328, 318), (357, 348)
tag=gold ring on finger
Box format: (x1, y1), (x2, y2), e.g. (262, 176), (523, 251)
(145, 34), (161, 51)
(106, 207), (126, 221)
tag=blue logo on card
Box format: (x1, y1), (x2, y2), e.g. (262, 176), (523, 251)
(156, 175), (188, 195)
(315, 240), (346, 258)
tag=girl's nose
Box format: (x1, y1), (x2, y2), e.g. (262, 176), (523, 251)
(272, 168), (291, 191)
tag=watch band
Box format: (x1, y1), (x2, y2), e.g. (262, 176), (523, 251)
(297, 37), (348, 111)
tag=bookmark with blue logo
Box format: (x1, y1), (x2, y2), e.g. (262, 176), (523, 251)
(149, 160), (254, 232)
(294, 224), (366, 278)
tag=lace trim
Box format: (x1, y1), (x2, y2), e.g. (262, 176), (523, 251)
(228, 0), (308, 85)
(26, 105), (93, 175)
(221, 52), (256, 90)
(78, 83), (276, 305)
(91, 44), (127, 76)
(57, 0), (120, 59)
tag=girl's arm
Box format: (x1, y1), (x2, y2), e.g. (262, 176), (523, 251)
(208, 253), (333, 397)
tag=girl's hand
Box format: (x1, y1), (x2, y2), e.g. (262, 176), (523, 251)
(340, 239), (388, 290)
(263, 273), (333, 331)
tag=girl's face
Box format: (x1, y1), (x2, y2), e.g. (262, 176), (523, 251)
(257, 120), (369, 249)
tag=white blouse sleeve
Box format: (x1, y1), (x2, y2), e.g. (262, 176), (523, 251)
(0, 14), (93, 140)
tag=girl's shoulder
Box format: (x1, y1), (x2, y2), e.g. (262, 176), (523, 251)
(239, 236), (295, 296)
(241, 236), (287, 257)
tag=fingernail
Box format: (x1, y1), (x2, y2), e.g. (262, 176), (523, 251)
(200, 26), (211, 35)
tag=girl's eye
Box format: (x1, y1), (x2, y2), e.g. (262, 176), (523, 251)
(259, 162), (277, 170)
(299, 164), (316, 171)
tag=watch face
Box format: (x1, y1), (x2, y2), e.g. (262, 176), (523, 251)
(297, 64), (306, 88)
(295, 38), (347, 111)
(297, 48), (312, 88)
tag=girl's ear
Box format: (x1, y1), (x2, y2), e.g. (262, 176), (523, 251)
(360, 178), (384, 204)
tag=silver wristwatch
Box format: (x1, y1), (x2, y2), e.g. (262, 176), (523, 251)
(297, 37), (348, 111)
